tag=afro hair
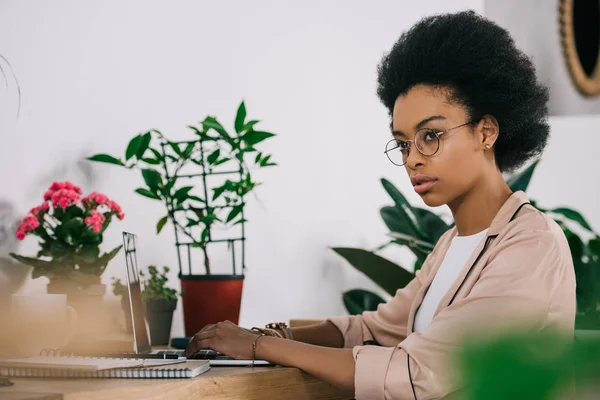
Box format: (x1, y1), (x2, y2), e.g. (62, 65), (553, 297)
(377, 11), (550, 173)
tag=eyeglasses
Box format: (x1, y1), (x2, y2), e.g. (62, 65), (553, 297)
(384, 121), (474, 166)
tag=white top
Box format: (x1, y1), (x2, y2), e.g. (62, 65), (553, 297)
(413, 228), (489, 333)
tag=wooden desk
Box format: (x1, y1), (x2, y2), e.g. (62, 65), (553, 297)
(0, 364), (353, 400)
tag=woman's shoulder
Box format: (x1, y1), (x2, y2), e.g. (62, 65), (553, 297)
(507, 204), (566, 242)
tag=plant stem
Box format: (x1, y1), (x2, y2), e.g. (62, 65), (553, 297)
(171, 216), (212, 274)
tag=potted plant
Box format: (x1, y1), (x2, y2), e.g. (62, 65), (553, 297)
(333, 161), (600, 331)
(87, 101), (276, 335)
(9, 181), (125, 306)
(111, 277), (132, 334)
(139, 265), (180, 346)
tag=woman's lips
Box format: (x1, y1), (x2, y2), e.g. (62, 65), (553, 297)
(413, 179), (438, 194)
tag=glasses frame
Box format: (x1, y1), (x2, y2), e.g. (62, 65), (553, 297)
(384, 120), (475, 166)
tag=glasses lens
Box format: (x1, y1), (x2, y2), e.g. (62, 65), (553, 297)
(385, 139), (408, 166)
(415, 129), (440, 156)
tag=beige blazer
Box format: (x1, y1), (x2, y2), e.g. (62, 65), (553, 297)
(329, 191), (576, 400)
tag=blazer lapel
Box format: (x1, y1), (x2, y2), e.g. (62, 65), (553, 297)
(431, 191), (532, 317)
(404, 191), (532, 329)
(406, 228), (456, 336)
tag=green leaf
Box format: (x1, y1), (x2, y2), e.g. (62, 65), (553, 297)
(331, 247), (414, 296)
(135, 188), (161, 200)
(381, 206), (412, 235)
(86, 154), (125, 166)
(141, 157), (160, 165)
(150, 148), (164, 161)
(156, 216), (168, 234)
(390, 234), (432, 262)
(235, 101), (247, 133)
(164, 179), (177, 194)
(413, 208), (450, 243)
(550, 208), (594, 232)
(343, 289), (385, 315)
(126, 134), (143, 161)
(136, 132), (152, 159)
(380, 178), (428, 240)
(188, 195), (205, 203)
(9, 253), (55, 270)
(242, 120), (260, 132)
(173, 186), (194, 203)
(99, 245), (123, 265)
(259, 155), (272, 167)
(506, 160), (539, 192)
(183, 143), (195, 158)
(214, 158), (229, 166)
(255, 152), (262, 164)
(226, 205), (243, 223)
(202, 117), (232, 143)
(169, 142), (183, 156)
(141, 169), (163, 191)
(207, 149), (221, 165)
(212, 185), (227, 201)
(241, 130), (275, 146)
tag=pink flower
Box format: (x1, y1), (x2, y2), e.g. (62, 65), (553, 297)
(45, 181), (82, 202)
(118, 212), (125, 220)
(51, 189), (80, 209)
(15, 214), (40, 240)
(50, 182), (65, 191)
(30, 202), (49, 216)
(23, 215), (40, 230)
(106, 200), (122, 214)
(85, 209), (106, 233)
(43, 190), (54, 201)
(82, 192), (108, 207)
(63, 181), (82, 195)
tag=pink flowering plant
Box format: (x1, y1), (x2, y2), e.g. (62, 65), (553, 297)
(9, 181), (124, 285)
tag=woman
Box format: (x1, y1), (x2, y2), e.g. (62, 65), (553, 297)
(185, 11), (576, 400)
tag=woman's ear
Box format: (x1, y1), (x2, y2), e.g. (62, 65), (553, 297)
(480, 115), (499, 150)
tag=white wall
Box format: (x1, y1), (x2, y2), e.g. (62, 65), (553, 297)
(23, 1), (600, 342)
(484, 0), (600, 116)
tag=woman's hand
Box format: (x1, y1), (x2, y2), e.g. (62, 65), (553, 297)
(184, 320), (261, 359)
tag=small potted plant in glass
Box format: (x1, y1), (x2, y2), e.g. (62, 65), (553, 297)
(9, 181), (125, 304)
(140, 265), (180, 346)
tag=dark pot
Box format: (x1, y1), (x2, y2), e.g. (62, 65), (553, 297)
(144, 299), (177, 346)
(180, 274), (244, 337)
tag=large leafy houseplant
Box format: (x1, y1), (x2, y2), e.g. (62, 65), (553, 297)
(87, 101), (276, 274)
(333, 161), (600, 329)
(8, 181), (124, 286)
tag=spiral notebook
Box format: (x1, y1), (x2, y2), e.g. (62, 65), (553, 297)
(0, 356), (210, 379)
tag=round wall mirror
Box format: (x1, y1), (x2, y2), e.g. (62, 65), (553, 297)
(560, 0), (600, 96)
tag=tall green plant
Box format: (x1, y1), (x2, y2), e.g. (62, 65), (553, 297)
(333, 161), (600, 329)
(88, 101), (276, 274)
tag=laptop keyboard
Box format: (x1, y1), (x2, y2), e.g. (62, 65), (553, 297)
(155, 349), (234, 360)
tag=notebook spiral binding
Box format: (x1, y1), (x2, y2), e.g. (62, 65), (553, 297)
(38, 348), (145, 359)
(39, 349), (75, 357)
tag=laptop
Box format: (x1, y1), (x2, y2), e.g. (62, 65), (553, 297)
(121, 231), (271, 366)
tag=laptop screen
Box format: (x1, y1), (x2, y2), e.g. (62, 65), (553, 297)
(122, 231), (152, 354)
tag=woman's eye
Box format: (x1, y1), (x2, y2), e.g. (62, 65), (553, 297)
(423, 130), (438, 142)
(398, 141), (409, 150)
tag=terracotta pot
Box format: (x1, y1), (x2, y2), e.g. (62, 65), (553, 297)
(180, 275), (244, 337)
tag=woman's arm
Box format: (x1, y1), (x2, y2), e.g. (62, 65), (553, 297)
(289, 321), (344, 347)
(256, 335), (355, 391)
